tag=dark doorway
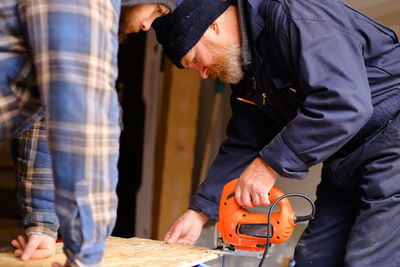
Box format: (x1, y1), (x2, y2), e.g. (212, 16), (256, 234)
(112, 32), (146, 237)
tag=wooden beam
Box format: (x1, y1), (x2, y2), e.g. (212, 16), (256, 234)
(152, 59), (201, 240)
(135, 29), (164, 239)
(0, 143), (13, 168)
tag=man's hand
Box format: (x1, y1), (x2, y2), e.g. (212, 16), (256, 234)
(235, 157), (278, 208)
(11, 234), (56, 261)
(164, 209), (208, 245)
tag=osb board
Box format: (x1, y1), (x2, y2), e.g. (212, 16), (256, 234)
(0, 236), (220, 267)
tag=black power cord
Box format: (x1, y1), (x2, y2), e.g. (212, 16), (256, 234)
(258, 193), (316, 267)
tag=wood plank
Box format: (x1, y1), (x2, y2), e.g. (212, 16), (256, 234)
(152, 59), (201, 239)
(0, 143), (13, 168)
(0, 236), (220, 267)
(136, 28), (164, 239)
(0, 159), (13, 168)
(344, 0), (400, 18)
(198, 82), (223, 188)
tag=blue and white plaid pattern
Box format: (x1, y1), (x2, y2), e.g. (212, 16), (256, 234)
(1, 0), (121, 265)
(12, 118), (60, 239)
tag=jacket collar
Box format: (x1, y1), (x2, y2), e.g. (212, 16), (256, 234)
(237, 0), (265, 74)
(246, 0), (265, 41)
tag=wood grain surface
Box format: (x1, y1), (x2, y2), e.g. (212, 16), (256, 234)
(0, 236), (220, 267)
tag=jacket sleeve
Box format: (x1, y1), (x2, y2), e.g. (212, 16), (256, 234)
(190, 91), (281, 221)
(23, 1), (121, 265)
(260, 10), (373, 179)
(12, 119), (59, 240)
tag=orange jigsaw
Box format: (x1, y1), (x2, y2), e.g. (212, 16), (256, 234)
(214, 178), (314, 257)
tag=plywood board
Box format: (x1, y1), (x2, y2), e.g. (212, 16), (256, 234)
(0, 236), (220, 267)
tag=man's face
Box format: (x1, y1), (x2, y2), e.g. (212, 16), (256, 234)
(119, 4), (170, 42)
(181, 34), (243, 84)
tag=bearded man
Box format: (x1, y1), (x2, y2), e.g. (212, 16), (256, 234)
(1, 0), (176, 266)
(153, 0), (400, 266)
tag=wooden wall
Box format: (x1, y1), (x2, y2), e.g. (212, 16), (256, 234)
(151, 59), (201, 239)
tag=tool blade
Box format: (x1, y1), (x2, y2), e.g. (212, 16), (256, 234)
(207, 248), (265, 258)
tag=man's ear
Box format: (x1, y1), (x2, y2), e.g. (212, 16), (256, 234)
(209, 21), (220, 35)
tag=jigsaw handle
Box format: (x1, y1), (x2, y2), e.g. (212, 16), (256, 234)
(219, 178), (292, 213)
(218, 178), (296, 249)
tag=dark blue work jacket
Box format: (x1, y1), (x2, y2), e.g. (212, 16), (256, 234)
(190, 0), (400, 221)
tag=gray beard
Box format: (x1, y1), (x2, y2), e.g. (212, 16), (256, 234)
(204, 39), (244, 84)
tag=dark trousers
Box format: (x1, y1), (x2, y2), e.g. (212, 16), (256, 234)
(294, 94), (400, 267)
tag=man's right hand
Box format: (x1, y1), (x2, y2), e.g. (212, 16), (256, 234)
(164, 209), (208, 245)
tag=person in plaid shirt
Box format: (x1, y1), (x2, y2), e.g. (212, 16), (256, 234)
(0, 0), (176, 266)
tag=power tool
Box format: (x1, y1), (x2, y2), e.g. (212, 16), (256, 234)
(211, 178), (315, 266)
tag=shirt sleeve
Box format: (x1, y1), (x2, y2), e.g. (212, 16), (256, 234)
(12, 119), (59, 240)
(190, 91), (281, 221)
(260, 13), (373, 179)
(23, 0), (121, 265)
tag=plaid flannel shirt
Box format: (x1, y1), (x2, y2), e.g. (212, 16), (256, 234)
(12, 119), (60, 240)
(0, 0), (121, 265)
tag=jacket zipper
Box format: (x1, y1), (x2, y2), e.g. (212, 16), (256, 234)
(251, 76), (275, 108)
(262, 92), (275, 108)
(262, 93), (267, 105)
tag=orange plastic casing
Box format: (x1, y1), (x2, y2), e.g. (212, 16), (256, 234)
(216, 178), (296, 252)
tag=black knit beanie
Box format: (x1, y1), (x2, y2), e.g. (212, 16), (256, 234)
(122, 0), (177, 12)
(152, 0), (230, 68)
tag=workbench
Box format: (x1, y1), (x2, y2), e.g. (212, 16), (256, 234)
(0, 236), (220, 267)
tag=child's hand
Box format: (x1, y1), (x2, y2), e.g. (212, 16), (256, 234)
(11, 234), (56, 261)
